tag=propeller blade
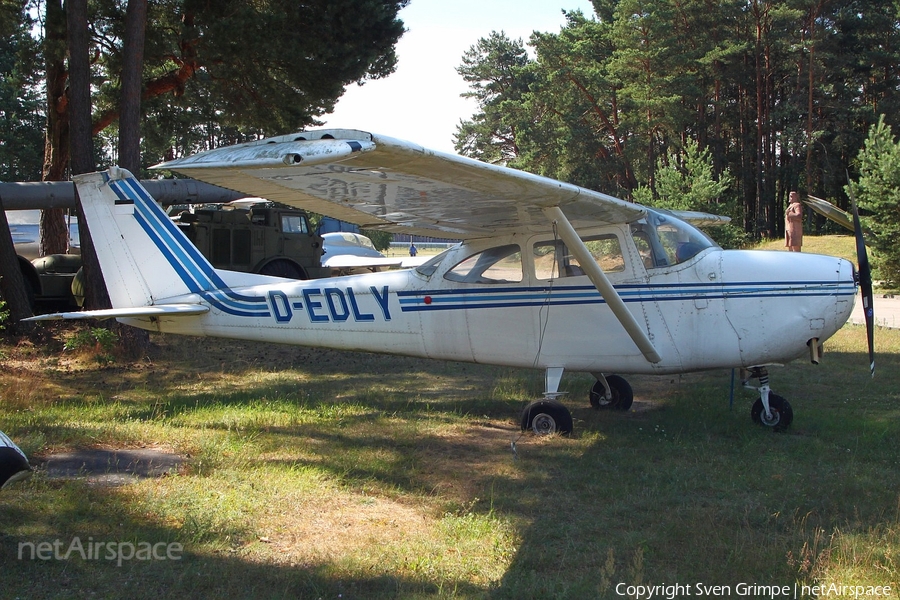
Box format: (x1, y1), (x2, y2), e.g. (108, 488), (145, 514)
(849, 186), (875, 377)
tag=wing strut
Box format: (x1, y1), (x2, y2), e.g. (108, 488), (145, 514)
(542, 206), (662, 364)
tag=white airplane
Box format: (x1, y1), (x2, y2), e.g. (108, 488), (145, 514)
(28, 129), (873, 435)
(321, 231), (421, 275)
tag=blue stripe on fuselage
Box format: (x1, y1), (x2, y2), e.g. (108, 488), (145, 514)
(109, 176), (270, 317)
(397, 281), (856, 312)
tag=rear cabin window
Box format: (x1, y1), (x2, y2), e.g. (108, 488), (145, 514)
(444, 244), (523, 284)
(533, 234), (624, 280)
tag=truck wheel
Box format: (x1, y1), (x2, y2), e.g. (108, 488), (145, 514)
(258, 259), (306, 280)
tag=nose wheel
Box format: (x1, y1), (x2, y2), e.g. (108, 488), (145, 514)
(750, 394), (793, 428)
(743, 367), (793, 430)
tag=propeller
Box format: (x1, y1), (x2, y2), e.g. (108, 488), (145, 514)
(847, 182), (875, 377)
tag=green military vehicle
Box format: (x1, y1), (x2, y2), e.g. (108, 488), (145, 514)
(173, 203), (330, 280)
(14, 202), (329, 311)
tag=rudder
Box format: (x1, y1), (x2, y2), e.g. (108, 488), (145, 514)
(76, 167), (224, 308)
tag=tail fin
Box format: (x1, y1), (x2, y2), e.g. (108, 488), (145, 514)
(76, 167), (223, 307)
(75, 168), (272, 319)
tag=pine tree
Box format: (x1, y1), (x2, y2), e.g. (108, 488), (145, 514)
(850, 116), (900, 286)
(455, 32), (531, 164)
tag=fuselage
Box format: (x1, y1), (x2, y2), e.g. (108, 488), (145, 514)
(125, 215), (857, 376)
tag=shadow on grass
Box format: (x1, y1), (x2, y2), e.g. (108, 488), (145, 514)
(0, 483), (486, 599)
(2, 329), (899, 598)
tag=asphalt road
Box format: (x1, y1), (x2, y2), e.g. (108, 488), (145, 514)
(849, 294), (900, 329)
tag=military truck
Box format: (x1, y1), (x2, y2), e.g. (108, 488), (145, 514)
(172, 203), (330, 280)
(11, 202), (329, 311)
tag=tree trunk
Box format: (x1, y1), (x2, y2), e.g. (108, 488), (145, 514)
(67, 0), (113, 316)
(112, 0), (151, 353)
(40, 0), (69, 257)
(118, 0), (147, 174)
(0, 194), (34, 334)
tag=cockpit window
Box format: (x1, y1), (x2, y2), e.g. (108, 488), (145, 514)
(444, 244), (522, 284)
(630, 209), (717, 269)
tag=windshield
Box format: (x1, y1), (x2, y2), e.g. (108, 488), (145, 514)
(630, 209), (717, 268)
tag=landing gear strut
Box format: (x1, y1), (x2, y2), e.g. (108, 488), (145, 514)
(519, 369), (637, 435)
(742, 367), (793, 430)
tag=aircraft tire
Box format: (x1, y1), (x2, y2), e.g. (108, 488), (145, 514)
(589, 375), (633, 411)
(0, 431), (31, 490)
(750, 394), (793, 430)
(520, 400), (573, 435)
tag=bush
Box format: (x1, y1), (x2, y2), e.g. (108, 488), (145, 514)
(63, 327), (118, 364)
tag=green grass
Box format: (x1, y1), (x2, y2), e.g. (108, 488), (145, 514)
(755, 233), (857, 261)
(1, 325), (899, 599)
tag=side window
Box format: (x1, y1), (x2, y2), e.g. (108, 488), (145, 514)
(281, 214), (309, 234)
(533, 240), (562, 280)
(631, 230), (655, 269)
(533, 234), (623, 280)
(444, 244), (522, 284)
(631, 222), (669, 269)
(630, 211), (715, 268)
(583, 234), (624, 272)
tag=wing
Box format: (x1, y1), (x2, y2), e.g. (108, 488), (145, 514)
(668, 210), (732, 227)
(153, 129), (645, 240)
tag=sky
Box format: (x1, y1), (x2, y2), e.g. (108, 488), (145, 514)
(321, 0), (597, 154)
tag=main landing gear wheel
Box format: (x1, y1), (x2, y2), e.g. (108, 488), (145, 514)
(520, 400), (573, 435)
(750, 394), (793, 430)
(589, 375), (634, 411)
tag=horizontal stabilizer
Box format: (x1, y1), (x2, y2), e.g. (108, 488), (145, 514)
(322, 255), (404, 269)
(25, 304), (210, 322)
